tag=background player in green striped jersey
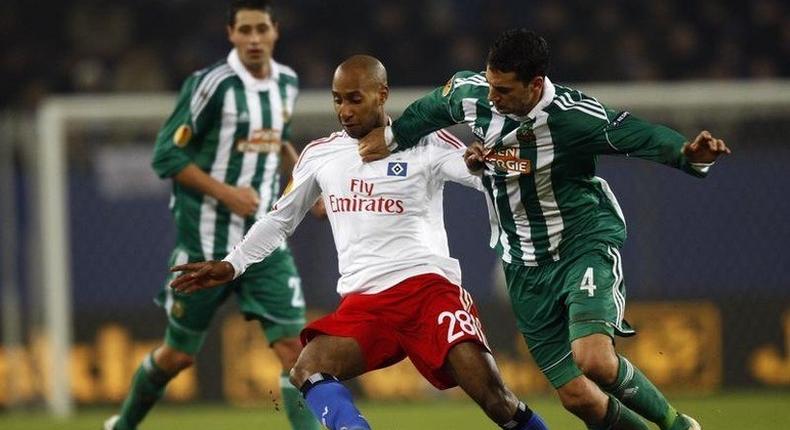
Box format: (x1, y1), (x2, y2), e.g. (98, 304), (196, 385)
(359, 29), (730, 430)
(104, 2), (320, 430)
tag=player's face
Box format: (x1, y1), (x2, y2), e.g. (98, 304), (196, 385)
(227, 10), (278, 74)
(332, 72), (388, 139)
(485, 66), (543, 117)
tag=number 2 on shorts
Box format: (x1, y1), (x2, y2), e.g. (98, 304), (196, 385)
(580, 267), (597, 297)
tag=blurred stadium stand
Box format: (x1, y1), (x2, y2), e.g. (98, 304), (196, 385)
(2, 0), (789, 109)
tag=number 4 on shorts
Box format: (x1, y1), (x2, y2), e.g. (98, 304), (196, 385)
(580, 267), (596, 297)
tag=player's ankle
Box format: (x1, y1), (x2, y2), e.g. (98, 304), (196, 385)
(499, 401), (548, 430)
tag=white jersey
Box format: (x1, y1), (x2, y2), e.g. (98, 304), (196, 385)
(224, 128), (483, 296)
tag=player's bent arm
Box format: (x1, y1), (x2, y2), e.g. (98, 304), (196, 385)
(151, 73), (208, 179)
(391, 71), (486, 151)
(566, 110), (715, 178)
(173, 164), (235, 202)
(605, 113), (713, 178)
(279, 140), (299, 179)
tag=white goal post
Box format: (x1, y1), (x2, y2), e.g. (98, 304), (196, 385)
(34, 81), (790, 416)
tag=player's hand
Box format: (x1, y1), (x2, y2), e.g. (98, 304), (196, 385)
(464, 141), (489, 172)
(170, 261), (235, 294)
(358, 126), (390, 162)
(682, 130), (731, 163)
(220, 186), (260, 217)
(310, 198), (327, 219)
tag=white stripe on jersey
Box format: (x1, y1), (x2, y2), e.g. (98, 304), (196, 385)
(558, 92), (607, 118)
(462, 98), (478, 123)
(496, 128), (536, 263)
(480, 114), (515, 257)
(228, 88), (262, 248)
(533, 111), (564, 260)
(455, 75), (488, 88)
(607, 247), (625, 329)
(553, 93), (608, 121)
(482, 111), (505, 147)
(190, 65), (234, 128)
(593, 177), (626, 227)
(505, 169), (535, 263)
(200, 89), (237, 260)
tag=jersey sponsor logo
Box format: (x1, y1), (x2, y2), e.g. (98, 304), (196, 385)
(173, 124), (192, 147)
(236, 128), (282, 153)
(387, 161), (408, 177)
(484, 147), (532, 175)
(238, 110), (250, 123)
(328, 178), (405, 214)
(472, 126), (485, 140)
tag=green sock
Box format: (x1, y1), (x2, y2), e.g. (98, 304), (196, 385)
(588, 394), (649, 430)
(280, 372), (321, 430)
(605, 356), (679, 430)
(115, 353), (174, 430)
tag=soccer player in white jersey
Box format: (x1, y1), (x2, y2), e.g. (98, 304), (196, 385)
(104, 2), (320, 430)
(358, 29), (731, 430)
(170, 55), (549, 430)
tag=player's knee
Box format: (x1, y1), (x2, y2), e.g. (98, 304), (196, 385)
(272, 337), (303, 371)
(288, 367), (306, 389)
(155, 347), (195, 374)
(289, 353), (319, 389)
(573, 349), (618, 385)
(557, 378), (602, 419)
(571, 336), (618, 385)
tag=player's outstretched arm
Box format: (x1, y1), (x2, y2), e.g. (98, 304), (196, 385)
(170, 261), (235, 293)
(682, 130), (731, 163)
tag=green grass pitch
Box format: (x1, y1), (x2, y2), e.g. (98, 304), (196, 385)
(2, 392), (789, 429)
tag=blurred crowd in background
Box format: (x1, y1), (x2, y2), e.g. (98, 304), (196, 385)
(2, 0), (789, 110)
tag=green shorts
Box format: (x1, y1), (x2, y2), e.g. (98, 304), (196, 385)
(504, 243), (635, 388)
(155, 246), (306, 355)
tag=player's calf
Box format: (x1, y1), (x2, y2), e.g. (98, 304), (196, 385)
(299, 373), (371, 430)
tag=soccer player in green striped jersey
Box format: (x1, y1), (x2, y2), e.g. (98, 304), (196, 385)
(104, 2), (319, 430)
(359, 29), (730, 430)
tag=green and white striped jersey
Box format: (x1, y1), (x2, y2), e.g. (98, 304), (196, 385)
(152, 49), (299, 261)
(393, 71), (707, 266)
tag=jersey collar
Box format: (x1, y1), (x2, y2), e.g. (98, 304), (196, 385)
(227, 48), (280, 91)
(525, 76), (556, 119)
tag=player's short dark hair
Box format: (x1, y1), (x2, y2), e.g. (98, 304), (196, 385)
(227, 0), (275, 27)
(487, 29), (550, 83)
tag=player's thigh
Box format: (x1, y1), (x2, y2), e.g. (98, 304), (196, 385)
(395, 275), (490, 390)
(503, 261), (581, 389)
(292, 335), (367, 385)
(237, 249), (307, 345)
(564, 245), (634, 341)
(301, 295), (406, 375)
(155, 248), (234, 355)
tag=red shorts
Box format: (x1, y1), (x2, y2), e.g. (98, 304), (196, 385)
(301, 273), (490, 389)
